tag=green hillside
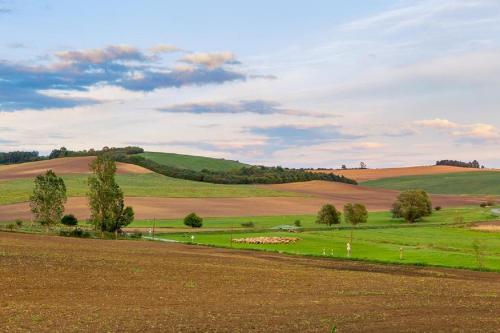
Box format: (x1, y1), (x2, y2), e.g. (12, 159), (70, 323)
(362, 171), (500, 195)
(138, 152), (248, 172)
(0, 173), (301, 205)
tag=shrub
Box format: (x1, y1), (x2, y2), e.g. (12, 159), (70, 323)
(316, 204), (341, 226)
(184, 213), (203, 228)
(7, 223), (15, 231)
(480, 202), (487, 208)
(59, 228), (90, 238)
(15, 219), (23, 227)
(434, 206), (442, 211)
(241, 221), (255, 228)
(392, 189), (432, 223)
(294, 219), (302, 227)
(61, 214), (78, 226)
(486, 199), (495, 207)
(130, 231), (143, 239)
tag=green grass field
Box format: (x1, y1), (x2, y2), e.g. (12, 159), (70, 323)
(0, 173), (300, 205)
(158, 223), (500, 271)
(138, 151), (248, 172)
(129, 207), (496, 229)
(362, 171), (500, 195)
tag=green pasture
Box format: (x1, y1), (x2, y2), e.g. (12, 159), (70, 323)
(159, 224), (500, 271)
(0, 173), (300, 205)
(138, 151), (248, 172)
(363, 171), (500, 195)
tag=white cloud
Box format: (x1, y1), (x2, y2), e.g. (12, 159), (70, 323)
(180, 52), (239, 69)
(416, 118), (459, 129)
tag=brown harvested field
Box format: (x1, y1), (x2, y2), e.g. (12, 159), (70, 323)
(313, 165), (495, 182)
(0, 156), (151, 180)
(1, 232), (499, 332)
(0, 181), (489, 221)
(471, 221), (500, 232)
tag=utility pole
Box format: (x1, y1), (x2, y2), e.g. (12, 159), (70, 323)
(153, 218), (156, 240)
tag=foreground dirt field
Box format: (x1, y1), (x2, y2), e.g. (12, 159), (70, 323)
(0, 181), (488, 220)
(0, 232), (498, 332)
(0, 157), (151, 180)
(313, 165), (493, 182)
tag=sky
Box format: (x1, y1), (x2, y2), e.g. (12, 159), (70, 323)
(1, 0), (500, 168)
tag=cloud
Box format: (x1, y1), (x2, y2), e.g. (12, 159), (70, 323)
(6, 43), (26, 49)
(417, 118), (500, 144)
(55, 45), (147, 64)
(0, 45), (261, 111)
(150, 44), (181, 54)
(248, 125), (360, 146)
(416, 118), (459, 129)
(180, 52), (240, 69)
(158, 100), (332, 117)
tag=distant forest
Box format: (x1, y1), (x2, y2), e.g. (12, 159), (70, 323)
(436, 159), (483, 169)
(0, 146), (144, 165)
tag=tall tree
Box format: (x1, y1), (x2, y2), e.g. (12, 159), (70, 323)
(316, 204), (341, 226)
(30, 170), (67, 232)
(391, 189), (432, 223)
(87, 155), (134, 237)
(344, 203), (368, 244)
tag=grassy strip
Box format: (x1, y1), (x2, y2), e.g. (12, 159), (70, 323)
(362, 171), (500, 195)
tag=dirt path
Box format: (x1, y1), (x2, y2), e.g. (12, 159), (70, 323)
(0, 232), (498, 332)
(0, 156), (151, 180)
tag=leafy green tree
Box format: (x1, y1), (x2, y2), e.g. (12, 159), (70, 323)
(391, 189), (432, 223)
(30, 170), (67, 232)
(61, 214), (78, 226)
(344, 203), (368, 244)
(316, 204), (341, 226)
(87, 155), (134, 237)
(184, 213), (203, 228)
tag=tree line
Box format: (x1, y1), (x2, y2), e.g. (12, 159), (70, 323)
(113, 153), (358, 185)
(435, 159), (483, 168)
(0, 146), (144, 165)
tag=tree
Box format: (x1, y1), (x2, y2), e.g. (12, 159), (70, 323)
(344, 203), (368, 244)
(316, 204), (341, 226)
(61, 214), (78, 226)
(87, 154), (134, 237)
(391, 189), (432, 223)
(360, 162), (367, 169)
(30, 170), (67, 232)
(341, 164), (347, 170)
(184, 213), (203, 228)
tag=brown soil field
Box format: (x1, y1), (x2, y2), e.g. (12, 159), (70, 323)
(0, 181), (489, 221)
(312, 165), (494, 182)
(471, 221), (500, 232)
(0, 156), (151, 180)
(1, 232), (499, 332)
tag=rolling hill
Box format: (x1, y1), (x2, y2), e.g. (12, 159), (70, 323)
(138, 152), (248, 172)
(362, 171), (500, 195)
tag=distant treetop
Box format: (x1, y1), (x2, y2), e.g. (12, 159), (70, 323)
(436, 159), (483, 169)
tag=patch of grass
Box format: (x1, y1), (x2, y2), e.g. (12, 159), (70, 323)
(0, 173), (301, 205)
(138, 151), (248, 172)
(362, 171), (500, 195)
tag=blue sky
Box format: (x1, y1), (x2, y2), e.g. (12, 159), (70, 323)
(1, 0), (500, 167)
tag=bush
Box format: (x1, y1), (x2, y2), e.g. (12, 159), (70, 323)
(392, 189), (432, 223)
(486, 199), (496, 207)
(15, 219), (23, 227)
(129, 231), (143, 239)
(184, 213), (203, 228)
(61, 214), (78, 226)
(294, 219), (302, 227)
(241, 221), (255, 228)
(434, 206), (442, 211)
(59, 228), (90, 238)
(7, 223), (15, 231)
(316, 204), (341, 226)
(480, 202), (487, 208)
